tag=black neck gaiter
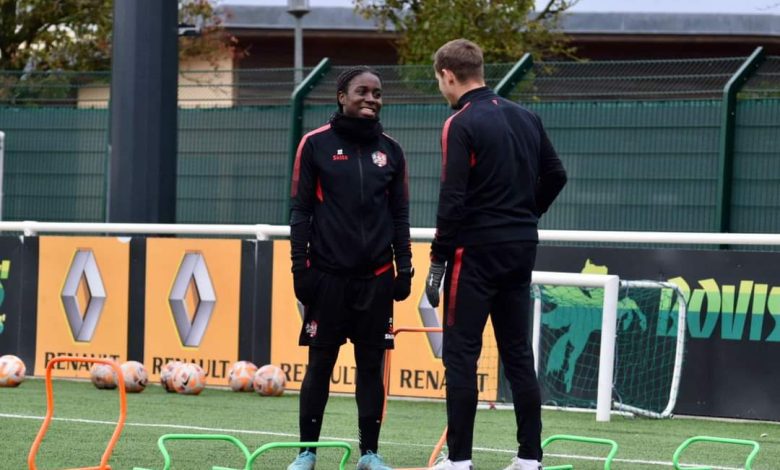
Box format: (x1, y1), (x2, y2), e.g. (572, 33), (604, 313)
(329, 112), (384, 144)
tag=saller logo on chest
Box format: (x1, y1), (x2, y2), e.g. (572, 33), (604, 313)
(332, 148), (349, 161)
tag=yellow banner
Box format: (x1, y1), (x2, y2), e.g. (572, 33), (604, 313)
(35, 236), (130, 377)
(270, 240), (358, 393)
(271, 241), (499, 401)
(144, 238), (241, 386)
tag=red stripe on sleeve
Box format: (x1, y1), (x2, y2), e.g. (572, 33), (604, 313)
(439, 102), (471, 182)
(446, 247), (465, 327)
(316, 177), (323, 202)
(291, 124), (331, 197)
(374, 262), (393, 276)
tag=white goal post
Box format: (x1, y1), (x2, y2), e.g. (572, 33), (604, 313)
(532, 271), (619, 422)
(613, 279), (687, 419)
(531, 271), (687, 422)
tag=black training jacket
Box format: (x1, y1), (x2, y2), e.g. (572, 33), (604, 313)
(290, 120), (411, 276)
(431, 87), (567, 261)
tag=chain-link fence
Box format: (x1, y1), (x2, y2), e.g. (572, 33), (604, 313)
(511, 57), (747, 102)
(0, 70), (110, 107)
(742, 56), (780, 98)
(0, 68), (303, 107)
(6, 57), (778, 108)
(0, 56), (779, 235)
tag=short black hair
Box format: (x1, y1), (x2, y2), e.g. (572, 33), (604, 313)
(335, 66), (382, 111)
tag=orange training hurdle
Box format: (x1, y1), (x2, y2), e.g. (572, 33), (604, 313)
(27, 357), (127, 470)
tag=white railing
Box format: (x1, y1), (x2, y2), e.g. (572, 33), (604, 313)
(0, 221), (289, 240)
(0, 131), (4, 221)
(3, 222), (780, 246)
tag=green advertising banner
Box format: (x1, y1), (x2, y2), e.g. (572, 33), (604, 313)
(535, 245), (780, 421)
(0, 237), (30, 366)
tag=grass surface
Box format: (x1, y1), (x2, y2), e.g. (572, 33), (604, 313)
(1, 378), (778, 469)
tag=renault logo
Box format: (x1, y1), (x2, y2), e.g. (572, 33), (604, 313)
(61, 250), (106, 342)
(169, 253), (216, 347)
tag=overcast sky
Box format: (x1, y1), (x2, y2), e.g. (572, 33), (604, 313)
(220, 0), (780, 14)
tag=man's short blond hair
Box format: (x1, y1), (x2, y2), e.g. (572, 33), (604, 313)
(434, 39), (484, 83)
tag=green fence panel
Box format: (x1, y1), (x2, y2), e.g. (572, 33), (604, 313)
(527, 100), (723, 232)
(177, 106), (291, 224)
(381, 104), (452, 229)
(0, 98), (773, 233)
(300, 100), (724, 232)
(0, 107), (107, 221)
(298, 63), (514, 230)
(732, 99), (780, 234)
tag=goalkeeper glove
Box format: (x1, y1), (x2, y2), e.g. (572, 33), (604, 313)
(393, 266), (414, 301)
(292, 266), (319, 305)
(425, 260), (446, 307)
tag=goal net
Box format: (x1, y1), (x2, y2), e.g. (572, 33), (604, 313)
(531, 271), (687, 420)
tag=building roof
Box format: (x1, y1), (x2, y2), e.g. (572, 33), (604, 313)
(563, 12), (780, 36)
(221, 6), (377, 31)
(219, 5), (780, 38)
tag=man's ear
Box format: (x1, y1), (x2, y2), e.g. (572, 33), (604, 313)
(442, 68), (457, 84)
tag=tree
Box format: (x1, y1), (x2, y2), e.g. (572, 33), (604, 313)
(354, 0), (579, 64)
(0, 0), (237, 72)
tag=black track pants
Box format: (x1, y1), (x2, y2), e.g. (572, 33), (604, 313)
(441, 241), (542, 462)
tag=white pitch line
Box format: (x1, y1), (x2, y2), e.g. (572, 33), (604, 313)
(0, 413), (746, 470)
(465, 444), (743, 470)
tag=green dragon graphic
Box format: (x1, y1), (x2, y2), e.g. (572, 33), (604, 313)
(541, 260), (647, 392)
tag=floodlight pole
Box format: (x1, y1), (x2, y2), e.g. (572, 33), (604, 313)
(287, 0), (311, 84)
(108, 0), (178, 224)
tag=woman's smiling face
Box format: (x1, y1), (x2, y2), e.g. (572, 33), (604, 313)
(338, 72), (383, 119)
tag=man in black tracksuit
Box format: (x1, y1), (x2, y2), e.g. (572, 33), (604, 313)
(425, 40), (567, 470)
(288, 67), (411, 470)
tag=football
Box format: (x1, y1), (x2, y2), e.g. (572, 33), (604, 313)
(0, 354), (26, 387)
(160, 361), (183, 393)
(171, 363), (206, 395)
(253, 364), (286, 397)
(228, 361), (258, 392)
(90, 363), (119, 390)
(120, 361), (149, 393)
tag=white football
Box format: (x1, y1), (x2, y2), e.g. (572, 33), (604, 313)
(120, 361), (148, 393)
(253, 364), (286, 397)
(160, 361), (183, 393)
(172, 363), (206, 396)
(0, 354), (26, 387)
(228, 361), (258, 392)
(90, 363), (119, 390)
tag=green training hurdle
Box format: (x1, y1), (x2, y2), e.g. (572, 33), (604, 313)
(672, 436), (760, 470)
(131, 434), (352, 470)
(541, 434), (619, 470)
(132, 434), (251, 470)
(247, 441), (352, 469)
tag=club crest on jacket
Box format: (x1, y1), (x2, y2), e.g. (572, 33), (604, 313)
(305, 320), (318, 338)
(371, 151), (387, 167)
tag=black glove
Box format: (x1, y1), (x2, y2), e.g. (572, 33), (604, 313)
(425, 260), (446, 307)
(293, 267), (319, 305)
(393, 267), (414, 301)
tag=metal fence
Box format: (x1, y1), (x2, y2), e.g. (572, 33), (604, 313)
(510, 57), (746, 102)
(0, 55), (778, 238)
